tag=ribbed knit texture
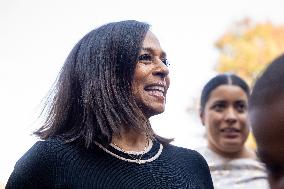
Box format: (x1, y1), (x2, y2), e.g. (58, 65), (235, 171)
(6, 138), (213, 189)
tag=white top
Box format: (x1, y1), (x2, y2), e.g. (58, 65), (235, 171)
(197, 146), (269, 189)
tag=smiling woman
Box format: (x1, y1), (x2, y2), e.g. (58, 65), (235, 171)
(132, 31), (170, 117)
(5, 20), (213, 189)
(196, 73), (269, 189)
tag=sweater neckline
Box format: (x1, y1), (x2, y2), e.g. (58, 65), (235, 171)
(94, 139), (163, 164)
(109, 139), (153, 155)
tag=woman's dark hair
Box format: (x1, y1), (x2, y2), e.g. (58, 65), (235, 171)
(34, 20), (171, 147)
(249, 54), (284, 109)
(200, 73), (250, 113)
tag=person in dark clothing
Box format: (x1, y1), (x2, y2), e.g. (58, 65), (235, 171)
(6, 20), (213, 189)
(249, 54), (284, 189)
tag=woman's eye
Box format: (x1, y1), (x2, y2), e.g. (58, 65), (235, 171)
(213, 104), (225, 111)
(236, 102), (247, 112)
(138, 54), (170, 67)
(138, 54), (152, 62)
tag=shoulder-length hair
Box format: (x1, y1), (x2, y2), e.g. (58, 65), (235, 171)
(35, 20), (172, 147)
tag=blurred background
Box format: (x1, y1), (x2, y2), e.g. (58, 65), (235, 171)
(1, 0), (284, 187)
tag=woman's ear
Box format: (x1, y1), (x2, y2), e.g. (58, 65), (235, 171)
(200, 111), (205, 126)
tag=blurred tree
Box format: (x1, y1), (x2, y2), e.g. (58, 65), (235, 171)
(215, 18), (284, 86)
(215, 18), (284, 149)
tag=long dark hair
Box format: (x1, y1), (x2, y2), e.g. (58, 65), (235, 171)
(35, 20), (172, 147)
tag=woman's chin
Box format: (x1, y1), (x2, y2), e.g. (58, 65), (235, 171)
(144, 106), (165, 118)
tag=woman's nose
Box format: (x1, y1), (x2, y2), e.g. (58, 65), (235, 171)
(225, 108), (237, 123)
(152, 59), (169, 79)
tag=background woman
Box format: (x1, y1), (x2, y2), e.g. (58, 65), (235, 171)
(6, 20), (213, 189)
(197, 73), (269, 188)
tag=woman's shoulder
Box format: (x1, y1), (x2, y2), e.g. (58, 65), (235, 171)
(15, 138), (64, 167)
(232, 157), (267, 170)
(164, 143), (208, 162)
(162, 143), (213, 187)
(165, 143), (199, 153)
(25, 137), (66, 153)
(6, 138), (66, 188)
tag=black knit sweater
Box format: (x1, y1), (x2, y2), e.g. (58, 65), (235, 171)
(6, 138), (213, 189)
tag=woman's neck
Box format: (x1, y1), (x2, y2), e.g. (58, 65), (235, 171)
(112, 128), (149, 152)
(208, 144), (256, 159)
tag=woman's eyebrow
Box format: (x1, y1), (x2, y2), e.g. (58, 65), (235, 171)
(235, 100), (248, 104)
(212, 99), (226, 103)
(141, 47), (167, 57)
(141, 47), (151, 52)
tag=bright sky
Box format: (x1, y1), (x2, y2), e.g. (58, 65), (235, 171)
(1, 0), (284, 184)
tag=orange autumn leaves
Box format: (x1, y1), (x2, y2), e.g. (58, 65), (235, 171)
(215, 18), (284, 86)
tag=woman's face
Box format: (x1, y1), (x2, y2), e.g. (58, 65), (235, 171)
(132, 31), (170, 118)
(200, 85), (249, 156)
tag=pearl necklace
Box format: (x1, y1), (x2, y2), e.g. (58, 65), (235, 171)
(94, 140), (163, 164)
(111, 138), (150, 163)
